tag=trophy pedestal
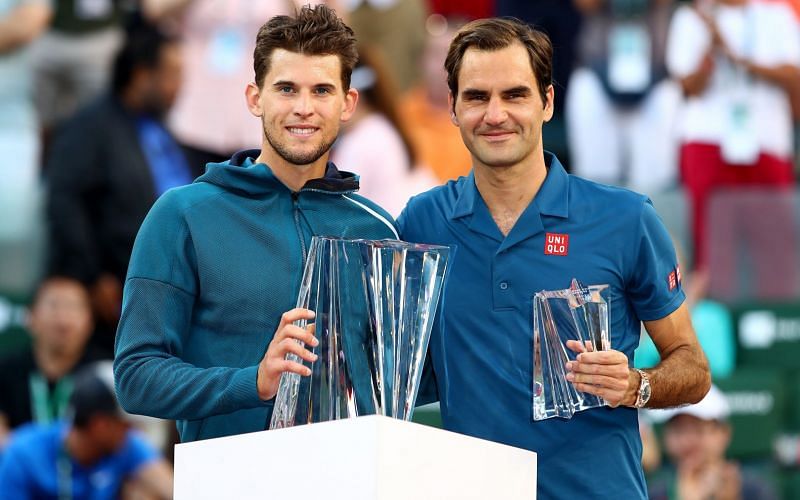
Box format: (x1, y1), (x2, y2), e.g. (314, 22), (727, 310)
(174, 415), (537, 499)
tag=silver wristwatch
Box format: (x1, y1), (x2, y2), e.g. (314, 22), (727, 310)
(633, 368), (651, 409)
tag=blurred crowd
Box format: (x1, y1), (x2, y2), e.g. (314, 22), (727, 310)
(2, 0), (800, 498)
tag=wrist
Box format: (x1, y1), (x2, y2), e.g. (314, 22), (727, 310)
(256, 363), (271, 401)
(623, 368), (641, 407)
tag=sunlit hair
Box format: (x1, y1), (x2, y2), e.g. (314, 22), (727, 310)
(444, 17), (552, 108)
(253, 4), (358, 90)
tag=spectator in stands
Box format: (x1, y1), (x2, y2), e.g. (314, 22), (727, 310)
(32, 0), (130, 133)
(666, 0), (800, 272)
(0, 0), (52, 294)
(0, 361), (173, 499)
(46, 24), (191, 355)
(332, 46), (437, 217)
(0, 277), (105, 449)
(648, 385), (778, 500)
(140, 0), (302, 169)
(566, 0), (681, 195)
(399, 15), (473, 183)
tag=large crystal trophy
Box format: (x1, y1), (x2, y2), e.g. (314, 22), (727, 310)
(270, 236), (450, 429)
(533, 279), (610, 421)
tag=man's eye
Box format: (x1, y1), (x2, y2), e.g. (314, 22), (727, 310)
(279, 86), (294, 93)
(314, 87), (331, 95)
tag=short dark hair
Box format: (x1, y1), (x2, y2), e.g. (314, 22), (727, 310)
(112, 24), (177, 94)
(444, 17), (552, 107)
(253, 4), (358, 90)
(67, 362), (125, 429)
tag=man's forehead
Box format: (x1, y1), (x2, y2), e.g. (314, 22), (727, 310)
(266, 49), (343, 86)
(457, 44), (536, 89)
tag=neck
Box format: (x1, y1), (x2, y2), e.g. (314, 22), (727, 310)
(65, 428), (99, 467)
(255, 147), (328, 193)
(473, 151), (548, 236)
(34, 345), (81, 381)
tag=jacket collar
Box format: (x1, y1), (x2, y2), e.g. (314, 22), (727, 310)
(200, 149), (360, 195)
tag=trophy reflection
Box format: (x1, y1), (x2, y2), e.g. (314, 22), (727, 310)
(533, 279), (610, 421)
(270, 236), (450, 429)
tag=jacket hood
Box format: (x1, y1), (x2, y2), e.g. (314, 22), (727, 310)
(195, 149), (360, 196)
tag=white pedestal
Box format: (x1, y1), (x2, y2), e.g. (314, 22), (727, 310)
(174, 415), (536, 500)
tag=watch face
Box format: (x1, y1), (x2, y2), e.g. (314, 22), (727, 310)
(641, 382), (651, 402)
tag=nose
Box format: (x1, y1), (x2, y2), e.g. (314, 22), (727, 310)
(293, 90), (314, 117)
(483, 96), (507, 126)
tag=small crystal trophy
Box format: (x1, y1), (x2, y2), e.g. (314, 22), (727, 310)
(533, 279), (610, 420)
(270, 236), (450, 429)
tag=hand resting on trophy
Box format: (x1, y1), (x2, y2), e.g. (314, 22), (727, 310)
(257, 308), (319, 401)
(564, 340), (634, 408)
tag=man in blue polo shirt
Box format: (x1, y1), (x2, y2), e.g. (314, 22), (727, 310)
(398, 17), (711, 499)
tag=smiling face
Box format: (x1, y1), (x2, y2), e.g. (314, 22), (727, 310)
(246, 49), (358, 174)
(449, 42), (553, 173)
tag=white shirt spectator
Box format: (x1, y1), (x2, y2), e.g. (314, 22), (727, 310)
(667, 2), (800, 160)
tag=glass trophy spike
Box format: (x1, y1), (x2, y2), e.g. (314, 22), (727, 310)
(270, 236), (450, 429)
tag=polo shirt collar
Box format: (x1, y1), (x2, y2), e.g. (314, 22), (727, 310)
(535, 152), (570, 218)
(449, 151), (570, 221)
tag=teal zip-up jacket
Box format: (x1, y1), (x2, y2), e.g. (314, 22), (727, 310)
(113, 150), (398, 442)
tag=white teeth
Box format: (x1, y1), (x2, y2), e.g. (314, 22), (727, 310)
(288, 127), (315, 135)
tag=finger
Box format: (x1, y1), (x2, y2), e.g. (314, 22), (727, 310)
(569, 382), (625, 406)
(565, 372), (629, 391)
(305, 322), (317, 341)
(576, 350), (628, 365)
(278, 339), (318, 363)
(275, 324), (319, 346)
(278, 308), (316, 329)
(566, 360), (630, 380)
(273, 359), (313, 377)
(565, 340), (587, 354)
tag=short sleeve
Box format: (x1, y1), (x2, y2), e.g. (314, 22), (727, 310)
(666, 6), (711, 78)
(625, 200), (685, 322)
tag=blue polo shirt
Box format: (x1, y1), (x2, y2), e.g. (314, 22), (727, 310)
(0, 421), (159, 499)
(398, 153), (684, 499)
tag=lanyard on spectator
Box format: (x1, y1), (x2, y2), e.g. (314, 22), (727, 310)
(57, 442), (73, 500)
(29, 373), (73, 424)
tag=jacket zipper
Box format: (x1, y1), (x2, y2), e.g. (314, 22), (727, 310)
(292, 192), (307, 266)
(292, 187), (358, 268)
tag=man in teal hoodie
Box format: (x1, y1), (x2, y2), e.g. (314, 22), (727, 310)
(113, 5), (398, 442)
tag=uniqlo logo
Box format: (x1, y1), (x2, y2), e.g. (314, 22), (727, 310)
(668, 271), (677, 291)
(544, 233), (569, 256)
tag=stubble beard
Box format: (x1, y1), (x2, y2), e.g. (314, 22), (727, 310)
(263, 117), (336, 166)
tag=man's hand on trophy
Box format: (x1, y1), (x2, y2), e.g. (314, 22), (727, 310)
(563, 340), (634, 407)
(257, 308), (319, 401)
